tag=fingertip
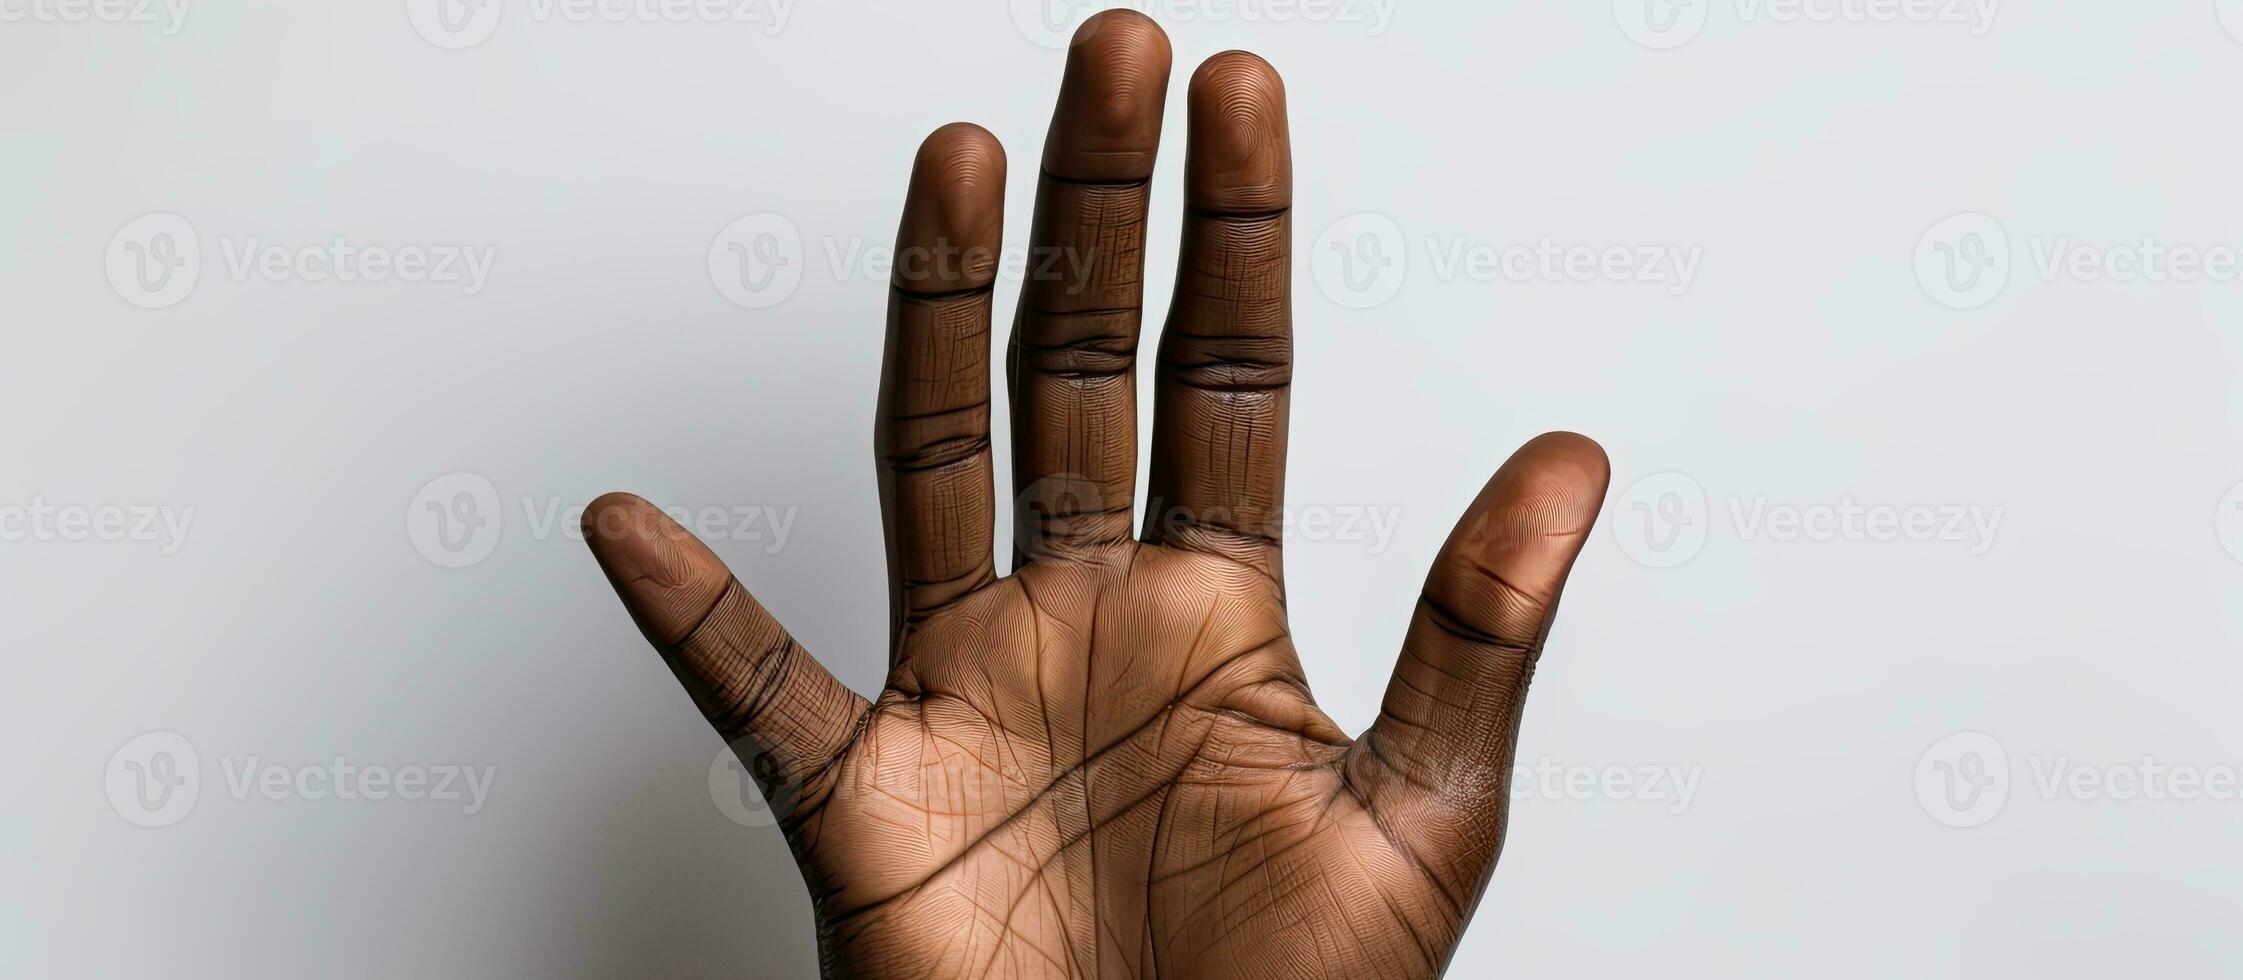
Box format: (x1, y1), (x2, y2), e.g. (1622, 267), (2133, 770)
(896, 123), (1007, 293)
(1485, 434), (1609, 536)
(915, 122), (1007, 193)
(582, 491), (698, 570)
(1435, 434), (1612, 593)
(581, 491), (652, 547)
(1191, 48), (1282, 93)
(1046, 9), (1171, 179)
(1519, 431), (1612, 495)
(1070, 7), (1172, 79)
(1185, 50), (1290, 212)
(910, 123), (1007, 220)
(581, 492), (732, 647)
(1069, 6), (1166, 50)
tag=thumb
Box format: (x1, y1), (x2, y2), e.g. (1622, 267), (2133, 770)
(582, 492), (867, 824)
(1348, 432), (1608, 892)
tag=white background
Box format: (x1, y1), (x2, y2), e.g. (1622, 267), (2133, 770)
(6, 0), (2243, 976)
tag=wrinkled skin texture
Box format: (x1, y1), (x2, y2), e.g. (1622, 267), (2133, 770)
(583, 12), (1611, 978)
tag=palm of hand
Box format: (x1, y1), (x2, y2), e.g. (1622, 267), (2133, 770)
(584, 11), (1609, 979)
(823, 549), (1390, 979)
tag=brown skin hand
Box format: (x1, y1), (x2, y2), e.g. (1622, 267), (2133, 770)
(582, 11), (1610, 979)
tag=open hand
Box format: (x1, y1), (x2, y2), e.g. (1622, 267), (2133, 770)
(584, 11), (1610, 977)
